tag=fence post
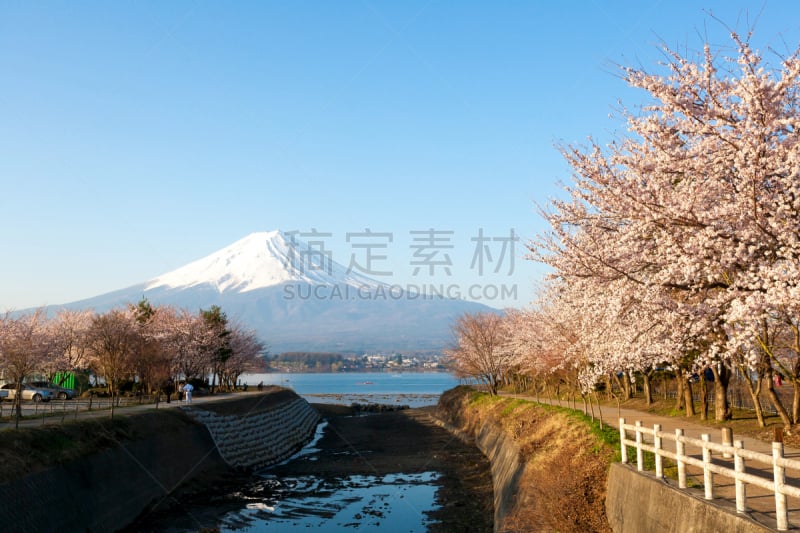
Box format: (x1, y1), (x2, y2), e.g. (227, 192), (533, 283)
(734, 440), (746, 513)
(619, 418), (628, 464)
(635, 421), (644, 471)
(654, 424), (663, 478)
(676, 429), (687, 489)
(702, 434), (713, 499)
(773, 441), (788, 531)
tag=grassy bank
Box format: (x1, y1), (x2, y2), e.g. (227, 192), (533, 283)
(0, 409), (192, 482)
(438, 386), (616, 532)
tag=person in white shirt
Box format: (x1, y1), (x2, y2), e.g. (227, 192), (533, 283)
(182, 382), (194, 403)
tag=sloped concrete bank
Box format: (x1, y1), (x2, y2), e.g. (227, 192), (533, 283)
(433, 416), (523, 532)
(0, 389), (320, 532)
(606, 463), (772, 533)
(181, 393), (320, 470)
(434, 390), (527, 533)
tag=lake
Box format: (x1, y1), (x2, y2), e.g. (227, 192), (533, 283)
(241, 371), (464, 407)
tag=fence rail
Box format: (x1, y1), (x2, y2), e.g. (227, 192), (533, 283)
(0, 394), (163, 424)
(620, 418), (800, 531)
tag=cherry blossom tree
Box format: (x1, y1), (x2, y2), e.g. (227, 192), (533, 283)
(127, 299), (174, 397)
(532, 29), (800, 425)
(49, 309), (94, 382)
(85, 308), (139, 417)
(0, 309), (53, 427)
(446, 312), (509, 396)
(221, 325), (266, 390)
(158, 307), (211, 382)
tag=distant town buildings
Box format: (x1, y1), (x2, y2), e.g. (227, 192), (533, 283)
(267, 352), (446, 373)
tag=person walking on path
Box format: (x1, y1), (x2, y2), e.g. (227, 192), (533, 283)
(181, 382), (194, 404)
(164, 378), (175, 404)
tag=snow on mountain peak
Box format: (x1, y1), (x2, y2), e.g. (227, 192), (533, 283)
(145, 230), (383, 293)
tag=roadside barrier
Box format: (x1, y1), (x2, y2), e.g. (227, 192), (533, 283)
(619, 418), (800, 530)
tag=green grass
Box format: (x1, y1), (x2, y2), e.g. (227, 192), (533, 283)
(500, 398), (526, 416)
(544, 400), (706, 486)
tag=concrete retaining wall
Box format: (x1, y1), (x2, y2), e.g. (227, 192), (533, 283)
(606, 463), (772, 533)
(433, 405), (524, 533)
(181, 396), (320, 470)
(0, 391), (321, 532)
(474, 421), (525, 532)
(0, 414), (225, 532)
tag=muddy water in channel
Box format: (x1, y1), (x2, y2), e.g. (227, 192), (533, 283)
(129, 405), (494, 532)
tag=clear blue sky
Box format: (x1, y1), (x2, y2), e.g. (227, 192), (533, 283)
(2, 1), (799, 311)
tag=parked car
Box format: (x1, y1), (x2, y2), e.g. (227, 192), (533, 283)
(0, 383), (53, 402)
(29, 381), (77, 400)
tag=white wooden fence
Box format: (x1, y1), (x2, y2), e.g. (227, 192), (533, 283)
(619, 418), (800, 531)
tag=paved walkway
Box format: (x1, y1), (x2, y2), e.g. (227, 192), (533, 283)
(0, 392), (243, 431)
(502, 392), (800, 531)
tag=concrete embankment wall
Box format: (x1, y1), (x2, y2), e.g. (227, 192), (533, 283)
(0, 390), (320, 533)
(606, 463), (772, 533)
(434, 396), (525, 532)
(181, 396), (320, 470)
(469, 421), (524, 532)
(0, 414), (226, 532)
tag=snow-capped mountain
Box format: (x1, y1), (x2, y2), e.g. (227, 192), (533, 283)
(52, 231), (497, 352)
(145, 231), (381, 293)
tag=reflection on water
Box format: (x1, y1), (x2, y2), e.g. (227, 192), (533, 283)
(218, 472), (441, 532)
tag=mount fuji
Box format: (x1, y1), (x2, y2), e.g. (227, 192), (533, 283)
(52, 231), (497, 352)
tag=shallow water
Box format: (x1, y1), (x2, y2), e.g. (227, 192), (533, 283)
(133, 411), (447, 532)
(241, 372), (463, 407)
(217, 416), (443, 531)
(218, 472), (441, 532)
(136, 374), (470, 531)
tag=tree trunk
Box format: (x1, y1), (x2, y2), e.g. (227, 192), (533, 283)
(711, 364), (732, 421)
(14, 391), (22, 430)
(684, 376), (696, 417)
(486, 375), (497, 396)
(674, 370), (686, 411)
(110, 387), (115, 419)
(622, 373), (632, 400)
(793, 380), (800, 425)
(765, 370), (793, 433)
(593, 392), (604, 429)
(699, 372), (709, 421)
(738, 364), (765, 428)
(642, 372), (653, 405)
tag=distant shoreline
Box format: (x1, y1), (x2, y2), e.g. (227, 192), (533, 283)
(262, 368), (451, 374)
